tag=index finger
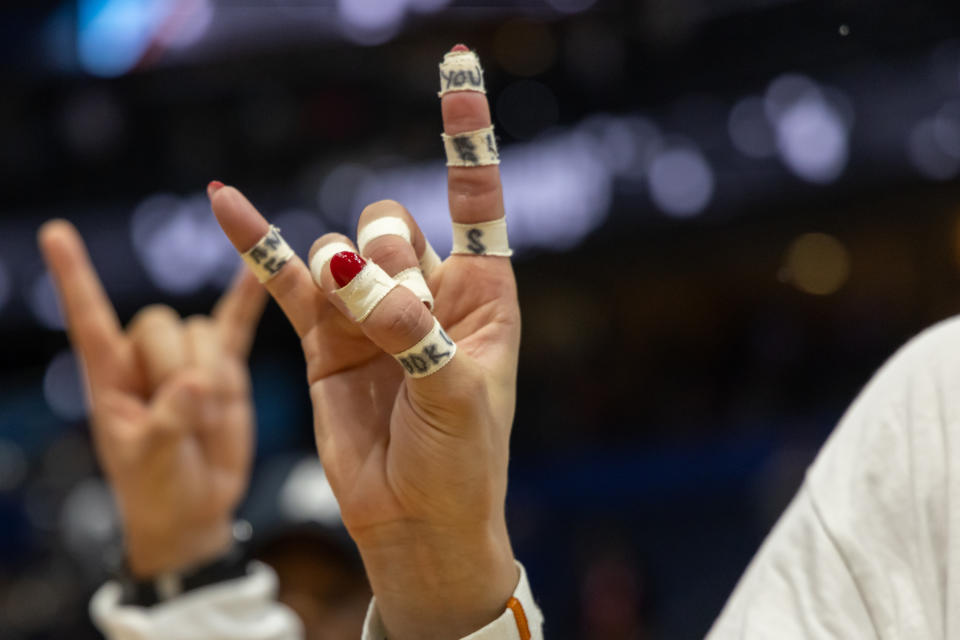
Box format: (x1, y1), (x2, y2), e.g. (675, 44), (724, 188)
(37, 219), (127, 383)
(441, 45), (506, 226)
(209, 184), (321, 338)
(212, 265), (269, 359)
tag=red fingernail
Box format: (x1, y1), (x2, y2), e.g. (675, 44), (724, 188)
(207, 180), (224, 199)
(450, 43), (470, 52)
(330, 251), (366, 287)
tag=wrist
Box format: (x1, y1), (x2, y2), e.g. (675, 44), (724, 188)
(357, 520), (518, 640)
(125, 520), (233, 579)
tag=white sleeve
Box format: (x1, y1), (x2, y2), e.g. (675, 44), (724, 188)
(708, 316), (960, 639)
(90, 561), (304, 640)
(361, 561), (544, 640)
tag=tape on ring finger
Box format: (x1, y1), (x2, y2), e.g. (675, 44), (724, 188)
(393, 318), (457, 378)
(242, 225), (296, 283)
(442, 126), (500, 167)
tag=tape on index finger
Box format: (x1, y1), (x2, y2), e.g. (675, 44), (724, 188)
(393, 317), (457, 378)
(438, 49), (485, 97)
(242, 225), (295, 283)
(443, 126), (500, 167)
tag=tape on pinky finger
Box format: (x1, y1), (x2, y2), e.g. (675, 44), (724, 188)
(393, 318), (457, 378)
(242, 225), (295, 282)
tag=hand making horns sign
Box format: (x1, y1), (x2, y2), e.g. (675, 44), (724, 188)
(209, 44), (523, 640)
(38, 220), (268, 578)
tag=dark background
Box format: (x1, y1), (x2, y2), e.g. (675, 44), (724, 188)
(3, 0), (960, 638)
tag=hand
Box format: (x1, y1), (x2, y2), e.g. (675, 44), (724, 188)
(38, 220), (267, 578)
(210, 48), (520, 640)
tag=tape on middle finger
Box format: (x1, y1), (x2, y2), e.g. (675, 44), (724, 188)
(334, 260), (398, 322)
(442, 126), (500, 167)
(242, 225), (295, 283)
(357, 217), (411, 254)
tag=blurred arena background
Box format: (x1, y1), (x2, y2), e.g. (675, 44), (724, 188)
(4, 0), (960, 637)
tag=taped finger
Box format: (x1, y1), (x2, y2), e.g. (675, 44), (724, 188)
(442, 126), (500, 167)
(355, 204), (435, 308)
(323, 251), (457, 379)
(241, 225), (295, 283)
(451, 218), (512, 257)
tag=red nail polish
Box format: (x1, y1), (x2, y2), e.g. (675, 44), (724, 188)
(207, 180), (224, 198)
(450, 43), (470, 52)
(330, 251), (366, 287)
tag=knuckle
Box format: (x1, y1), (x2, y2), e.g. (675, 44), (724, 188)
(129, 304), (179, 330)
(366, 240), (414, 270)
(381, 295), (428, 345)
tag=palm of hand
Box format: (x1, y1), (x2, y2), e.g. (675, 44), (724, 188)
(303, 258), (520, 538)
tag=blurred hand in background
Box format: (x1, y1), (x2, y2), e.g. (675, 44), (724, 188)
(38, 220), (268, 578)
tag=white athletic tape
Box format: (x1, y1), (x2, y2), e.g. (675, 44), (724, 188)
(309, 241), (354, 287)
(438, 50), (485, 97)
(451, 218), (512, 257)
(357, 217), (411, 254)
(419, 239), (442, 276)
(443, 126), (500, 167)
(393, 317), (457, 378)
(395, 266), (434, 309)
(334, 261), (398, 322)
(242, 226), (295, 283)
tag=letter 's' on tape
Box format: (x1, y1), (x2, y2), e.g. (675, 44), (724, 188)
(438, 50), (485, 97)
(242, 225), (295, 283)
(334, 260), (398, 322)
(393, 317), (457, 378)
(357, 217), (411, 254)
(309, 241), (353, 287)
(451, 218), (512, 257)
(442, 126), (500, 167)
(395, 266), (434, 309)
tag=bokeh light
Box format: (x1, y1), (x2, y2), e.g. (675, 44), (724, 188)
(493, 19), (558, 77)
(647, 144), (715, 217)
(765, 74), (850, 183)
(29, 272), (65, 330)
(728, 96), (776, 159)
(59, 478), (118, 555)
(131, 192), (237, 294)
(908, 116), (960, 181)
(43, 350), (86, 422)
(781, 232), (851, 295)
(280, 458), (342, 526)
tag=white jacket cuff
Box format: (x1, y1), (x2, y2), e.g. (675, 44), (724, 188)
(361, 561), (544, 640)
(90, 561), (303, 640)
